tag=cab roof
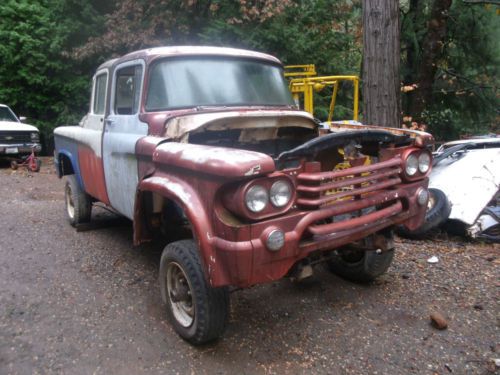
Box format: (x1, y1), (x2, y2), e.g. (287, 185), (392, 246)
(97, 46), (282, 72)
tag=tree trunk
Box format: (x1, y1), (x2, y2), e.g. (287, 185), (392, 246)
(362, 0), (401, 127)
(404, 0), (420, 86)
(409, 0), (453, 119)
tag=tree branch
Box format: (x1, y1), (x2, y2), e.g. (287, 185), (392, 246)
(462, 0), (500, 5)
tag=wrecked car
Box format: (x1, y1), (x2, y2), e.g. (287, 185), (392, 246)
(416, 138), (499, 241)
(53, 46), (432, 345)
(0, 104), (41, 159)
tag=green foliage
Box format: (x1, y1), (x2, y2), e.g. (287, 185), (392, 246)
(0, 0), (497, 149)
(0, 0), (110, 151)
(401, 0), (499, 139)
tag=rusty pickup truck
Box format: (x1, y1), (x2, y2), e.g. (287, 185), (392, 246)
(54, 46), (432, 345)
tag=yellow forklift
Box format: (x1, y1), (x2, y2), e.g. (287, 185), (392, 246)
(284, 64), (360, 125)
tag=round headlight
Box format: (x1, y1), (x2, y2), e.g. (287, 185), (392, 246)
(266, 229), (285, 251)
(270, 180), (292, 207)
(417, 188), (429, 206)
(245, 185), (268, 213)
(405, 154), (418, 176)
(418, 152), (431, 173)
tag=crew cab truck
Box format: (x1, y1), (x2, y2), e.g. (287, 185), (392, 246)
(54, 46), (433, 345)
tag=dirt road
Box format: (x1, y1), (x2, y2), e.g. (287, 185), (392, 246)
(1, 159), (498, 374)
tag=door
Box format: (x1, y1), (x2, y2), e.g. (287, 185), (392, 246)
(103, 60), (148, 219)
(78, 70), (110, 204)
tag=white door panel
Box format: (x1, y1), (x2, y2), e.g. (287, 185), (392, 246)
(103, 60), (146, 220)
(103, 115), (147, 219)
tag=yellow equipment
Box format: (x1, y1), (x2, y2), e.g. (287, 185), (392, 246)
(285, 64), (360, 123)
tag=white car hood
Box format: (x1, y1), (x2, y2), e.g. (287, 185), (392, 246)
(429, 148), (500, 225)
(0, 120), (39, 132)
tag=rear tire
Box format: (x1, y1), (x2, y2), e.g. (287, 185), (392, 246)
(328, 248), (395, 283)
(64, 175), (92, 226)
(159, 240), (229, 345)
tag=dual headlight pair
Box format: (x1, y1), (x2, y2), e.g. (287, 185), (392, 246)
(404, 151), (431, 177)
(245, 180), (292, 213)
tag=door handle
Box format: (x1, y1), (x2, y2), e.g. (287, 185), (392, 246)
(105, 119), (116, 126)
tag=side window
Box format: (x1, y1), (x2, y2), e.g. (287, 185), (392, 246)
(93, 73), (107, 115)
(114, 65), (143, 115)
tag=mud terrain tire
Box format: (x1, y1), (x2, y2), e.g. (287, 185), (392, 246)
(159, 240), (229, 345)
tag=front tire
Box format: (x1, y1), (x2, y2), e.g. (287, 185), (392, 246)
(64, 175), (92, 226)
(397, 188), (451, 239)
(159, 240), (229, 345)
(328, 248), (395, 283)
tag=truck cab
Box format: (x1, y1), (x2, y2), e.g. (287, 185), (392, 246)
(54, 46), (432, 345)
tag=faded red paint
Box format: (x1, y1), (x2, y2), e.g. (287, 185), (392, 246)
(152, 142), (275, 178)
(78, 145), (109, 205)
(134, 144), (429, 288)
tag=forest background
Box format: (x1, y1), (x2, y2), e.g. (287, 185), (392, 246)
(0, 0), (498, 152)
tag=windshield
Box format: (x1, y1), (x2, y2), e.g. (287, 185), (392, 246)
(146, 57), (294, 111)
(0, 106), (19, 122)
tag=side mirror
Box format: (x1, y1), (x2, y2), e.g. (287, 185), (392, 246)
(19, 116), (27, 122)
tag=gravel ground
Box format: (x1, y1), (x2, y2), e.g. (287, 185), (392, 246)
(0, 158), (499, 375)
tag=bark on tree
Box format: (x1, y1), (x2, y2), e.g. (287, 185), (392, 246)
(409, 0), (453, 119)
(362, 0), (401, 127)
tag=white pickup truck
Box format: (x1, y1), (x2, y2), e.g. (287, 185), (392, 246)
(0, 104), (41, 157)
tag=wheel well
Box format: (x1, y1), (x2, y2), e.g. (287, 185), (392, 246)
(59, 154), (74, 176)
(136, 191), (193, 243)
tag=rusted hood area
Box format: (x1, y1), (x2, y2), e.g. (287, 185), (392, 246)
(329, 122), (434, 147)
(278, 129), (411, 161)
(163, 110), (316, 141)
(153, 142), (275, 177)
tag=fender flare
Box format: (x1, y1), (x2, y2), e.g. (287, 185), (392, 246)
(134, 173), (219, 284)
(56, 149), (84, 189)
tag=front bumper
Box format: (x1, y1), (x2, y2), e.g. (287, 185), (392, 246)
(210, 180), (427, 287)
(0, 143), (41, 155)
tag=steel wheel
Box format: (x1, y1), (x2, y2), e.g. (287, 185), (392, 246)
(159, 240), (229, 345)
(65, 183), (75, 220)
(64, 175), (91, 226)
(166, 261), (194, 328)
(427, 191), (436, 211)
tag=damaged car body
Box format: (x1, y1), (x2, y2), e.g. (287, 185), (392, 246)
(53, 46), (432, 345)
(432, 138), (499, 241)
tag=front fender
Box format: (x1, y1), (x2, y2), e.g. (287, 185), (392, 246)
(153, 142), (275, 178)
(135, 173), (223, 285)
(55, 150), (84, 190)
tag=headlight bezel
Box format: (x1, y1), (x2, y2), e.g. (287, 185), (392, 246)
(402, 148), (433, 180)
(221, 175), (296, 220)
(30, 132), (40, 142)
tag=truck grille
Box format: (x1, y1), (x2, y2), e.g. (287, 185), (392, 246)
(0, 131), (32, 144)
(296, 158), (402, 208)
